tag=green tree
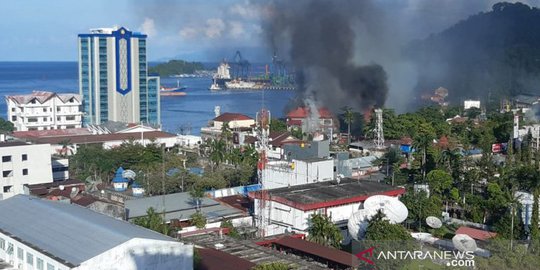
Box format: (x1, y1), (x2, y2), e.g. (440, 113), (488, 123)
(133, 207), (170, 235)
(307, 213), (343, 248)
(0, 118), (14, 133)
(189, 185), (205, 210)
(221, 220), (240, 238)
(531, 189), (539, 253)
(413, 122), (436, 180)
(426, 169), (453, 196)
(270, 118), (287, 133)
(401, 191), (441, 230)
(209, 139), (226, 170)
(190, 212), (207, 229)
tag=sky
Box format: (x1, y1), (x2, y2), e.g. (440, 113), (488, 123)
(0, 0), (539, 62)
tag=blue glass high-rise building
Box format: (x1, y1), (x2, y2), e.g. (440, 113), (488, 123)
(78, 26), (160, 126)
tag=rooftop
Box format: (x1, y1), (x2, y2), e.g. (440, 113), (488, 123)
(287, 107), (333, 119)
(273, 236), (359, 267)
(251, 178), (405, 211)
(197, 248), (256, 270)
(0, 195), (174, 267)
(455, 226), (497, 241)
(0, 141), (29, 148)
(125, 192), (245, 221)
(14, 131), (175, 145)
(213, 112), (253, 122)
(6, 91), (81, 105)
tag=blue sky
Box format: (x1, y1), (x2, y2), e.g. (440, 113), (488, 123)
(1, 0), (538, 62)
(0, 0), (266, 61)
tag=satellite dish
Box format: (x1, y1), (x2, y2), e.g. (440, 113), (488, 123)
(363, 195), (408, 224)
(85, 176), (103, 192)
(59, 185), (65, 191)
(122, 170), (137, 180)
(70, 187), (79, 198)
(452, 234), (477, 252)
(426, 216), (443, 229)
(348, 209), (374, 241)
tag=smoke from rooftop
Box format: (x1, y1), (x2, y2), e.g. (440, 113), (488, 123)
(263, 0), (388, 114)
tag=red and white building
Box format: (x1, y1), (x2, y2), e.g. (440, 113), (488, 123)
(250, 179), (405, 237)
(201, 112), (255, 140)
(286, 107), (336, 139)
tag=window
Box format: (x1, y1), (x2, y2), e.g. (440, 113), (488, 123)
(23, 169), (28, 175)
(7, 243), (13, 255)
(28, 118), (38, 123)
(47, 263), (55, 270)
(27, 252), (33, 265)
(37, 258), (44, 270)
(0, 238), (4, 250)
(11, 108), (15, 112)
(43, 108), (47, 113)
(17, 247), (23, 260)
(11, 116), (16, 121)
(3, 170), (13, 178)
(2, 155), (11, 162)
(57, 107), (60, 112)
(22, 154), (27, 161)
(3, 186), (12, 193)
(66, 116), (75, 121)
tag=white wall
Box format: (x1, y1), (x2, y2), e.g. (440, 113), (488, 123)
(0, 231), (68, 270)
(213, 119), (255, 130)
(262, 159), (334, 190)
(0, 144), (53, 199)
(464, 100), (481, 110)
(76, 238), (192, 270)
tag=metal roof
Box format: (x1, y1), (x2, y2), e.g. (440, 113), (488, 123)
(0, 195), (173, 267)
(124, 192), (244, 221)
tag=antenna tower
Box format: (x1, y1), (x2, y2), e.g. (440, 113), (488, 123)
(255, 108), (270, 237)
(374, 108), (385, 149)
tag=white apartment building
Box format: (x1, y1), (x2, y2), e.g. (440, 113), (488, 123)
(6, 91), (82, 131)
(0, 142), (53, 200)
(0, 195), (193, 270)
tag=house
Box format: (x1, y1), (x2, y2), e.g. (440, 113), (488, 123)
(201, 113), (255, 140)
(0, 142), (53, 200)
(0, 195), (192, 270)
(455, 226), (497, 241)
(514, 94), (540, 110)
(286, 107), (336, 139)
(250, 178), (405, 237)
(6, 91), (82, 131)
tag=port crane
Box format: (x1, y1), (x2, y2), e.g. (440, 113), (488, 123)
(232, 50), (251, 79)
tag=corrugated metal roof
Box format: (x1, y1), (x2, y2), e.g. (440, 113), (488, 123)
(125, 192), (218, 219)
(125, 192), (245, 222)
(0, 195), (173, 266)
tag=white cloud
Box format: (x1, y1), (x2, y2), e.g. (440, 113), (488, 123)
(140, 17), (157, 37)
(205, 18), (226, 38)
(179, 27), (198, 39)
(229, 21), (245, 38)
(229, 2), (259, 19)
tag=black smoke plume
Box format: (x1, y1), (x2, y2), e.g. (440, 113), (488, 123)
(264, 0), (388, 113)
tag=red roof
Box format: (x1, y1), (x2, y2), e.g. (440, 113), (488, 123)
(215, 195), (252, 213)
(273, 236), (359, 267)
(14, 128), (91, 139)
(287, 107), (333, 119)
(455, 227), (497, 241)
(197, 248), (255, 270)
(213, 113), (253, 122)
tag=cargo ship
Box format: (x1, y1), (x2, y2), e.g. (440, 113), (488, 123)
(213, 61), (232, 86)
(160, 80), (187, 96)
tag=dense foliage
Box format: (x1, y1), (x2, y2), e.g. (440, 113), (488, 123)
(133, 207), (170, 235)
(307, 213), (343, 248)
(149, 60), (205, 76)
(409, 2), (540, 105)
(0, 117), (14, 133)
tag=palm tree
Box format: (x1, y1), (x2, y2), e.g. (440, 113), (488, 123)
(189, 186), (205, 211)
(209, 139), (226, 170)
(307, 213), (343, 248)
(342, 106), (354, 145)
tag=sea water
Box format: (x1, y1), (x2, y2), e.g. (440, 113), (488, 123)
(0, 62), (295, 135)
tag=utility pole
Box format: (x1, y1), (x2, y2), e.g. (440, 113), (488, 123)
(510, 203), (515, 251)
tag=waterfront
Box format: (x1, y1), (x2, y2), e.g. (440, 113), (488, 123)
(0, 62), (295, 134)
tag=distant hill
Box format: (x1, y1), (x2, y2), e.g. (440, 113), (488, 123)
(408, 2), (540, 105)
(148, 60), (206, 77)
